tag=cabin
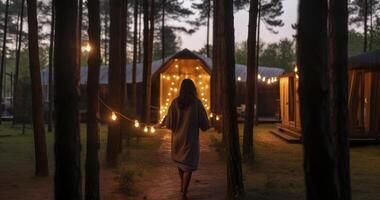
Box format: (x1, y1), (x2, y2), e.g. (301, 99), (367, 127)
(273, 50), (380, 142)
(41, 49), (284, 122)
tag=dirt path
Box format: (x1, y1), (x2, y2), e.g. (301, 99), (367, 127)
(133, 129), (226, 200)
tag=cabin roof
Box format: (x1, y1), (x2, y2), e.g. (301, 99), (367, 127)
(349, 49), (380, 70)
(41, 49), (285, 85)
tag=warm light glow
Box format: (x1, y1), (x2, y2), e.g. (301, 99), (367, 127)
(171, 82), (175, 85)
(294, 65), (298, 73)
(237, 76), (241, 81)
(196, 66), (200, 70)
(262, 77), (266, 82)
(144, 126), (148, 133)
(296, 74), (299, 79)
(82, 43), (91, 52)
(111, 112), (117, 121)
(134, 120), (140, 128)
(175, 64), (179, 68)
(216, 115), (220, 121)
(210, 113), (214, 118)
(150, 126), (155, 133)
(258, 74), (262, 79)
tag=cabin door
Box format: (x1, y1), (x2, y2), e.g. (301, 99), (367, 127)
(280, 77), (289, 124)
(288, 77), (296, 125)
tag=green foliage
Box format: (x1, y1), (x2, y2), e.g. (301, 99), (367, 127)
(349, 29), (365, 56)
(153, 27), (181, 60)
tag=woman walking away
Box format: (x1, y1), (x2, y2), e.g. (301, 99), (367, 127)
(159, 79), (210, 200)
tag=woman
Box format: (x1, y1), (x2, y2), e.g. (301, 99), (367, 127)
(159, 79), (210, 199)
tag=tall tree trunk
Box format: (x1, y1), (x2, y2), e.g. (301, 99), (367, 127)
(369, 12), (373, 51)
(78, 0), (83, 65)
(85, 0), (101, 198)
(26, 0), (49, 177)
(48, 0), (55, 132)
(138, 5), (142, 63)
(54, 0), (82, 198)
(211, 0), (222, 133)
(363, 0), (368, 52)
(243, 0), (259, 160)
(13, 0), (26, 125)
(107, 0), (123, 166)
(297, 0), (340, 199)
(255, 0), (261, 125)
(131, 0), (138, 115)
(161, 0), (165, 62)
(0, 0), (10, 123)
(218, 0), (245, 198)
(119, 0), (128, 153)
(142, 0), (154, 123)
(328, 0), (352, 199)
(104, 6), (109, 65)
(206, 0), (211, 58)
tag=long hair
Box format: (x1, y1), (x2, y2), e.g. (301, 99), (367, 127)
(177, 79), (198, 109)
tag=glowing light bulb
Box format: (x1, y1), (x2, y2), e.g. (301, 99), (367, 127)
(144, 126), (148, 133)
(296, 74), (299, 79)
(262, 77), (266, 82)
(163, 75), (166, 79)
(170, 87), (173, 91)
(174, 88), (178, 92)
(171, 82), (175, 85)
(166, 76), (170, 80)
(237, 76), (241, 81)
(168, 93), (172, 96)
(216, 115), (220, 121)
(199, 75), (202, 78)
(196, 66), (200, 70)
(111, 112), (117, 121)
(201, 93), (204, 96)
(258, 74), (262, 79)
(199, 81), (203, 85)
(267, 79), (271, 84)
(134, 120), (140, 128)
(82, 43), (91, 52)
(294, 65), (298, 73)
(175, 64), (179, 68)
(210, 113), (214, 118)
(150, 126), (155, 133)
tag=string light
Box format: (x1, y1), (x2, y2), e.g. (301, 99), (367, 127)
(111, 112), (117, 121)
(144, 126), (148, 133)
(237, 76), (241, 81)
(216, 115), (220, 121)
(82, 43), (91, 52)
(210, 113), (214, 118)
(258, 74), (262, 79)
(150, 126), (156, 133)
(134, 120), (140, 128)
(294, 65), (298, 73)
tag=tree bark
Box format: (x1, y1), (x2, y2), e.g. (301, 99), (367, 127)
(218, 0), (245, 198)
(47, 0), (55, 132)
(206, 0), (211, 57)
(0, 0), (10, 122)
(13, 0), (26, 125)
(106, 0), (123, 167)
(255, 0), (261, 125)
(243, 0), (259, 160)
(211, 0), (222, 133)
(363, 0), (368, 52)
(161, 0), (165, 62)
(131, 0), (138, 115)
(85, 0), (101, 198)
(142, 0), (154, 123)
(26, 0), (49, 177)
(119, 0), (128, 153)
(297, 0), (340, 199)
(138, 5), (142, 63)
(54, 0), (82, 198)
(328, 0), (352, 199)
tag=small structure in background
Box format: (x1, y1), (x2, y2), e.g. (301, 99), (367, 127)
(40, 49), (285, 123)
(273, 50), (380, 143)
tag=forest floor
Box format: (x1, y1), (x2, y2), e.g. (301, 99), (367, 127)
(0, 122), (379, 200)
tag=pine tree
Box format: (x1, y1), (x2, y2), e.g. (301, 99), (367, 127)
(297, 0), (340, 199)
(217, 0), (245, 198)
(0, 0), (10, 122)
(328, 0), (352, 199)
(54, 0), (82, 198)
(47, 0), (55, 132)
(85, 0), (101, 198)
(26, 0), (49, 177)
(106, 0), (123, 166)
(243, 0), (259, 160)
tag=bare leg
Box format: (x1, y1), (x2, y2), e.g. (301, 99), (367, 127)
(182, 171), (192, 199)
(178, 168), (184, 192)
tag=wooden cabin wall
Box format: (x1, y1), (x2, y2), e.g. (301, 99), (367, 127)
(369, 71), (380, 136)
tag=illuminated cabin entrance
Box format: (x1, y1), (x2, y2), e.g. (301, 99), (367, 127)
(158, 58), (211, 121)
